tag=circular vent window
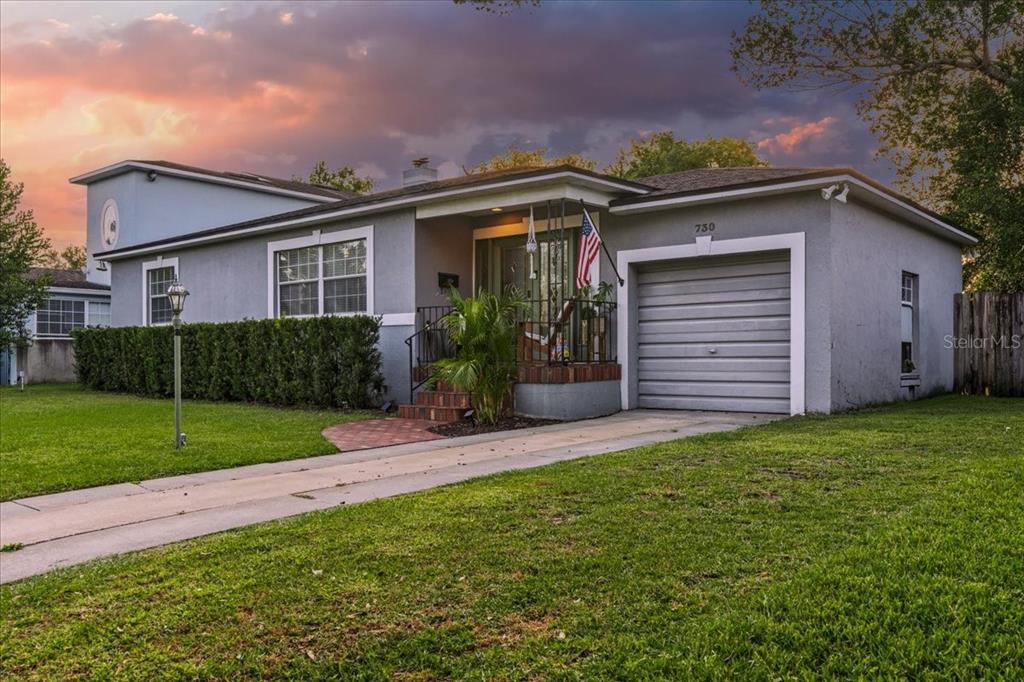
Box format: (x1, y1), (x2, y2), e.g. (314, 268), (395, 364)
(101, 199), (119, 248)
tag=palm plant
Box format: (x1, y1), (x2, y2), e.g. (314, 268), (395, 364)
(432, 287), (528, 425)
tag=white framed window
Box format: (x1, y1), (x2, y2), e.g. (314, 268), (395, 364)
(87, 301), (111, 327)
(901, 272), (918, 375)
(142, 257), (179, 325)
(35, 299), (85, 337)
(267, 227), (373, 319)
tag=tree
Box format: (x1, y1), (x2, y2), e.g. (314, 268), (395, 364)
(0, 159), (52, 347)
(41, 244), (88, 271)
(606, 132), (767, 179)
(731, 0), (1024, 290)
(300, 160), (374, 194)
(467, 145), (597, 174)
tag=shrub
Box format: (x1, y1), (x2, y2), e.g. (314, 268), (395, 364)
(432, 288), (527, 424)
(72, 316), (385, 409)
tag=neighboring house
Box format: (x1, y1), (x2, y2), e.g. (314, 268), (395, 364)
(1, 268), (111, 385)
(73, 159), (977, 417)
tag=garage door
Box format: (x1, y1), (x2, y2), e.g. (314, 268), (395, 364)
(636, 251), (791, 413)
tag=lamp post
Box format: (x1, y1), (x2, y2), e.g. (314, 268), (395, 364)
(166, 279), (189, 449)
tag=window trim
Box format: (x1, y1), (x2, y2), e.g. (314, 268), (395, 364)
(34, 298), (86, 338)
(142, 256), (179, 326)
(900, 271), (919, 379)
(266, 226), (373, 319)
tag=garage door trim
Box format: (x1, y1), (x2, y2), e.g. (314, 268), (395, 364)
(617, 232), (806, 415)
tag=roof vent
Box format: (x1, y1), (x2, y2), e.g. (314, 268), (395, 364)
(402, 158), (438, 187)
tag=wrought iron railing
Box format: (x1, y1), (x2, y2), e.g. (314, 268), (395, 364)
(516, 298), (617, 365)
(404, 306), (455, 402)
(404, 298), (617, 402)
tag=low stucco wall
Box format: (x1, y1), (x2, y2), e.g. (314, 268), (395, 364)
(515, 379), (621, 420)
(19, 339), (77, 384)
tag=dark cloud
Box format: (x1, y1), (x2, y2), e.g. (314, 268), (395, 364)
(1, 0), (897, 248)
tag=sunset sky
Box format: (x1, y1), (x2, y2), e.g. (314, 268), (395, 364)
(0, 0), (887, 250)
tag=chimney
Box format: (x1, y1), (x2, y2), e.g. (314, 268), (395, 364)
(402, 157), (438, 187)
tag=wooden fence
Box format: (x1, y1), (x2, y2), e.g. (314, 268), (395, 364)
(953, 292), (1024, 397)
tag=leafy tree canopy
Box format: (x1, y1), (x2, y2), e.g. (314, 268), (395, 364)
(0, 159), (52, 346)
(41, 244), (88, 271)
(468, 145), (597, 174)
(732, 0), (1024, 291)
(606, 132), (767, 179)
(301, 160), (374, 194)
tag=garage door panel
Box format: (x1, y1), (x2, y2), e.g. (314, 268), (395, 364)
(637, 273), (791, 299)
(639, 370), (791, 383)
(635, 252), (792, 413)
(639, 357), (790, 372)
(639, 380), (790, 399)
(638, 285), (790, 307)
(638, 395), (791, 413)
(639, 300), (791, 321)
(637, 258), (789, 284)
(638, 316), (790, 332)
(638, 330), (791, 345)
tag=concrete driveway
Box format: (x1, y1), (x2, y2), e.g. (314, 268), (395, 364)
(0, 410), (781, 583)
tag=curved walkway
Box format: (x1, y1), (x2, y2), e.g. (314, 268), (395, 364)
(0, 410), (780, 583)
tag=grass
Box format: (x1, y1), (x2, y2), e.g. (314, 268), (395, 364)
(0, 384), (374, 501)
(1, 395), (1022, 679)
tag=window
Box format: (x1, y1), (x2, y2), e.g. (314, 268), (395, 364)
(88, 301), (111, 327)
(148, 266), (176, 324)
(901, 272), (918, 374)
(35, 299), (85, 337)
(275, 237), (368, 317)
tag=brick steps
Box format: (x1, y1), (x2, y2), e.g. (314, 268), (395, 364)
(398, 384), (471, 423)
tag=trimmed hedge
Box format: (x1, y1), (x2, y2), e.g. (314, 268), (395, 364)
(72, 316), (385, 408)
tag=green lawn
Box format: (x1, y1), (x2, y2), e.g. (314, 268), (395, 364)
(0, 384), (374, 501)
(2, 395), (1022, 679)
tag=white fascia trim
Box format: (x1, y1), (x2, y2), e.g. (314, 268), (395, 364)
(47, 287), (111, 297)
(141, 256), (179, 326)
(69, 162), (340, 203)
(100, 172), (649, 261)
(609, 175), (976, 245)
(266, 225), (374, 319)
(616, 231), (806, 416)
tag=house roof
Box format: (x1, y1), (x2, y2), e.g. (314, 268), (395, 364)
(612, 166), (977, 243)
(94, 163), (975, 260)
(69, 160), (358, 201)
(95, 165), (651, 258)
(27, 267), (111, 291)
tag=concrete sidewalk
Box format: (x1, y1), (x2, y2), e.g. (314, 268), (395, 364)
(0, 410), (780, 583)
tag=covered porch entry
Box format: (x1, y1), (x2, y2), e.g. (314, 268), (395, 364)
(402, 197), (622, 421)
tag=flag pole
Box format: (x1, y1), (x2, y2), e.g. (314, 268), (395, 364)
(579, 199), (624, 286)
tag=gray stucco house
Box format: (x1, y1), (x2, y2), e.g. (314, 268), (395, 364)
(71, 159), (976, 417)
(1, 268), (111, 385)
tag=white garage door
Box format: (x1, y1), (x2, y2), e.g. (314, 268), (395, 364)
(635, 251), (791, 413)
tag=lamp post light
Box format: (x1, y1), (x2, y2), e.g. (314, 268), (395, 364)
(167, 279), (189, 449)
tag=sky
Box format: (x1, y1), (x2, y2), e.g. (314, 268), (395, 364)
(0, 0), (889, 250)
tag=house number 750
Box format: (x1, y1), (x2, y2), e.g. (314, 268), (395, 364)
(695, 222), (716, 234)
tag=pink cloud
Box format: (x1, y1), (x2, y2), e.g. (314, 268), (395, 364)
(756, 116), (840, 156)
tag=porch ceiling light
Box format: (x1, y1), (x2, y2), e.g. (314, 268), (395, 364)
(167, 279), (189, 316)
(490, 207), (503, 212)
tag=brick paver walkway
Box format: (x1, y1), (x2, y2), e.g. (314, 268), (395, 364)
(322, 417), (444, 452)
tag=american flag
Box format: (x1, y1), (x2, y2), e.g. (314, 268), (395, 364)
(575, 205), (601, 289)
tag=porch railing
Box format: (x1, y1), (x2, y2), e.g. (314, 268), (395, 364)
(516, 298), (617, 365)
(404, 306), (456, 402)
(404, 298), (617, 402)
